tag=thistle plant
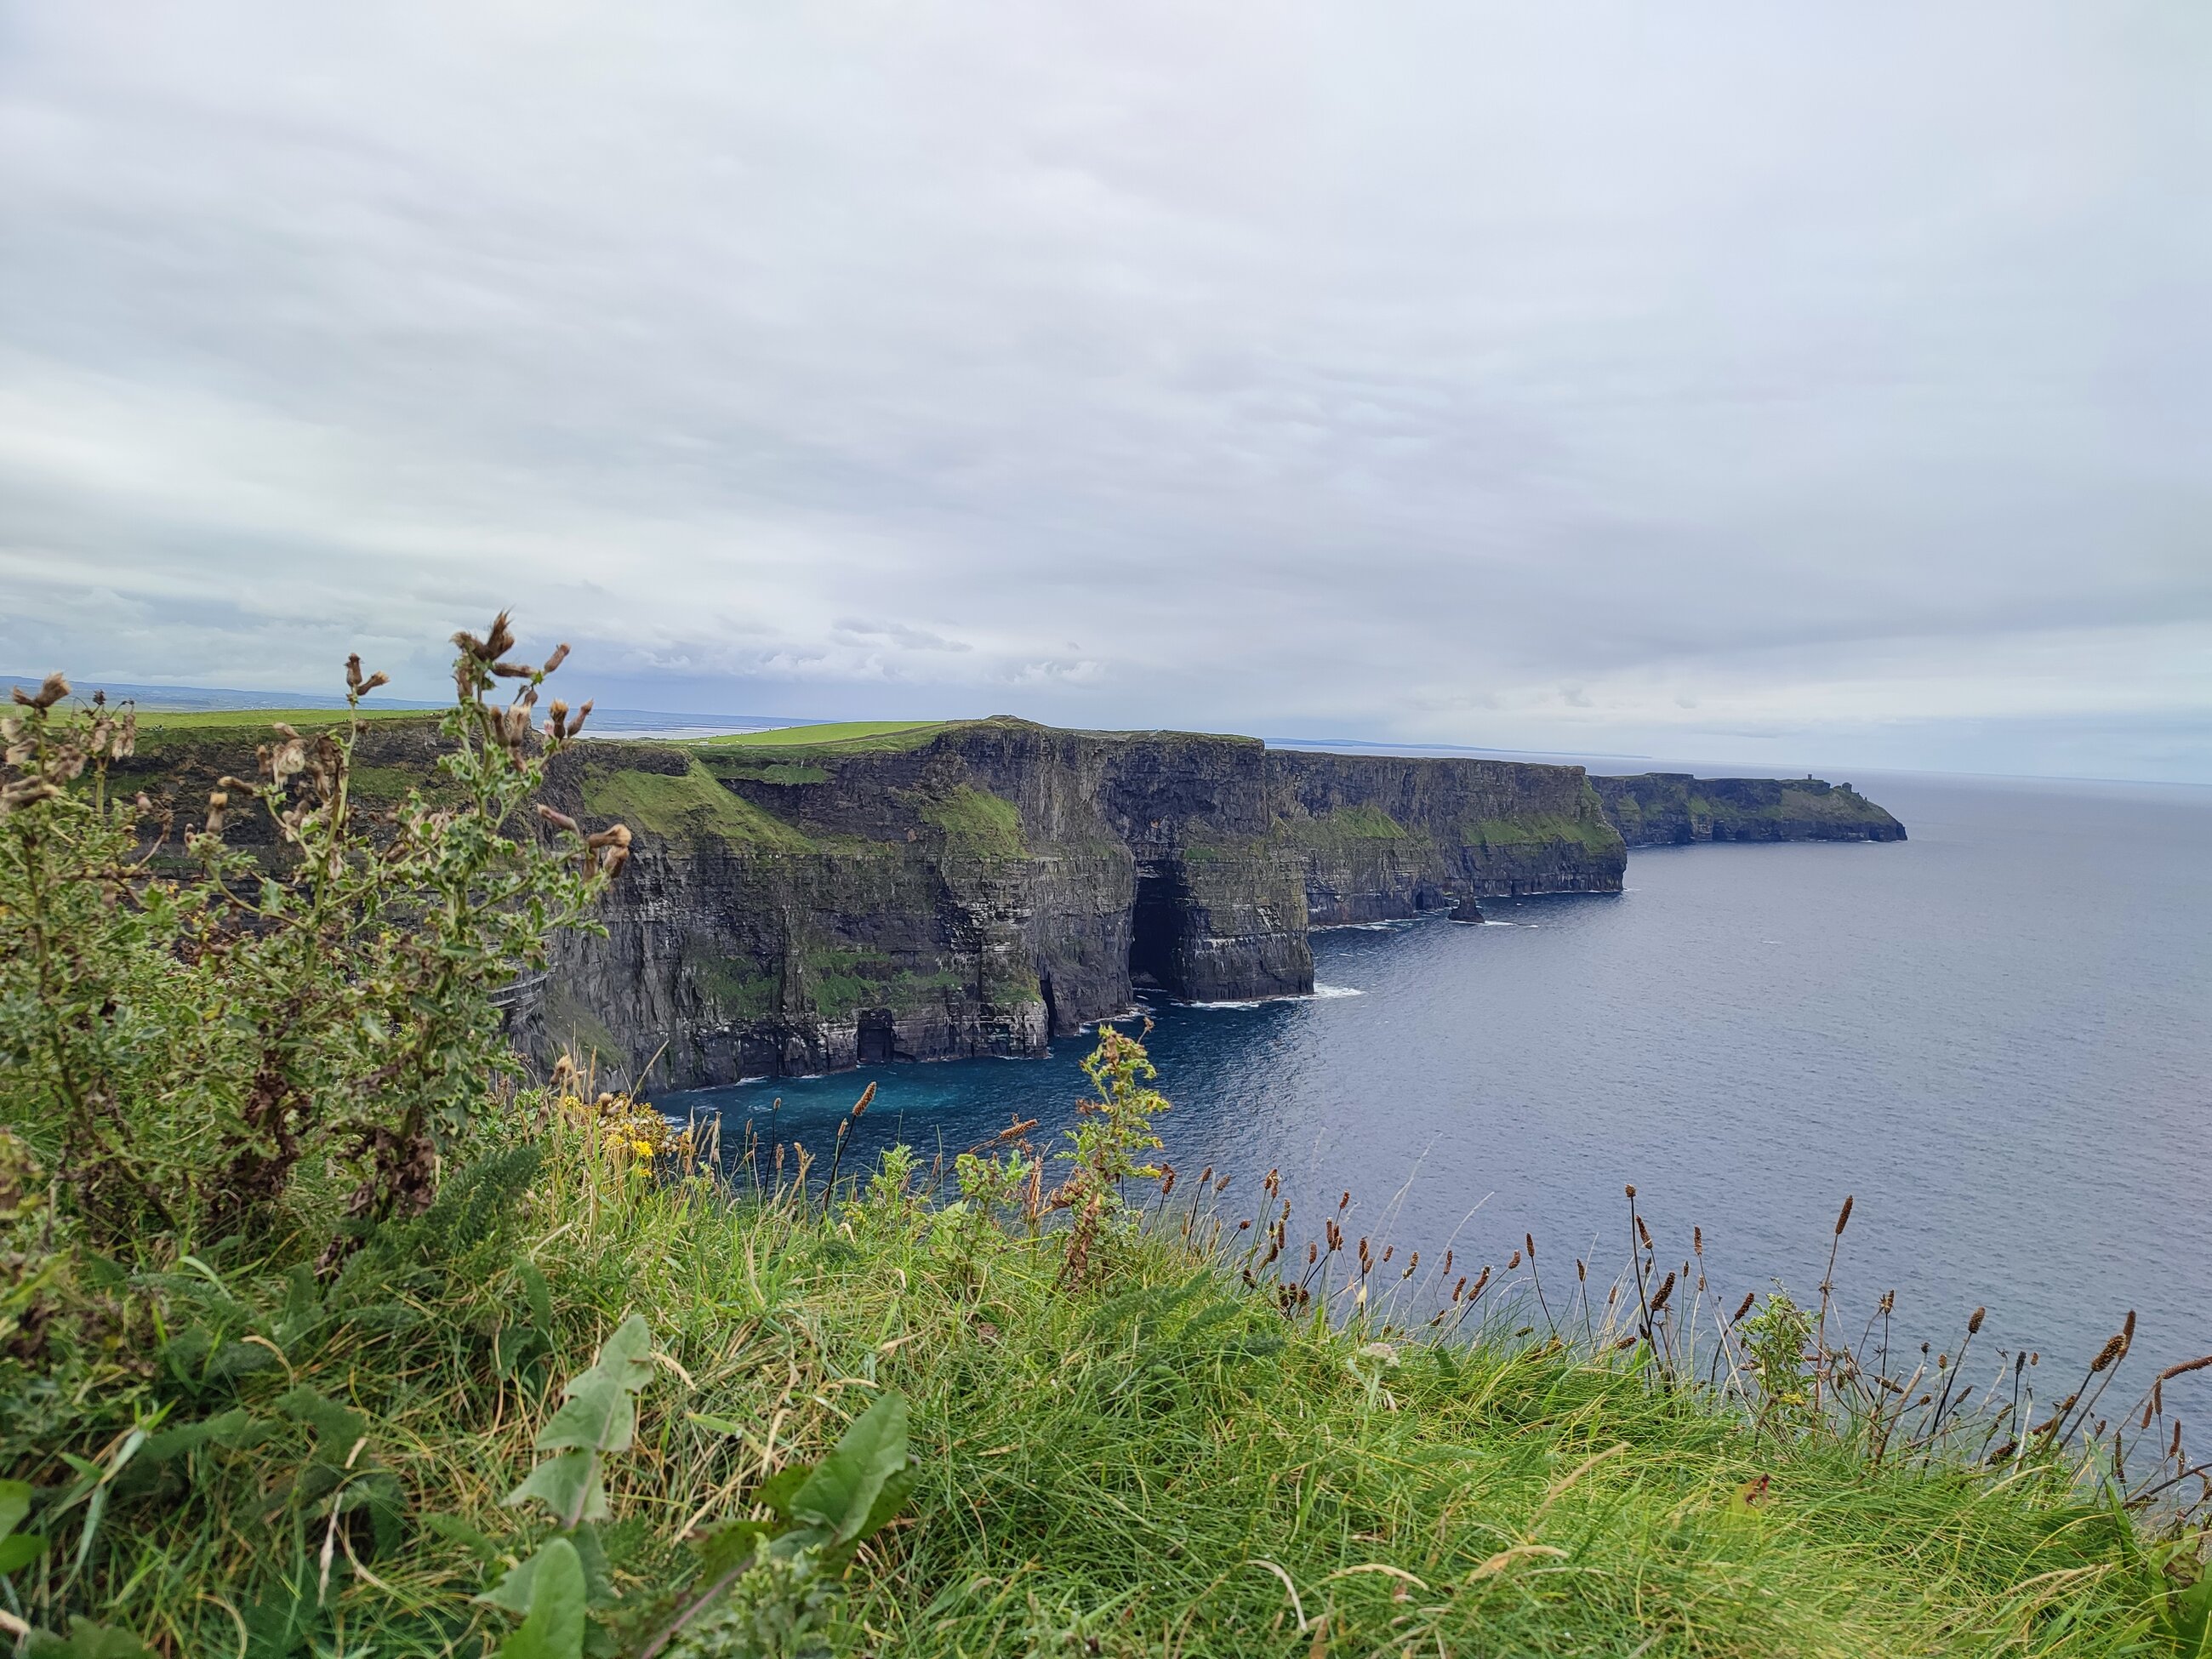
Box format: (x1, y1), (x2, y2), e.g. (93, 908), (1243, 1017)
(0, 615), (625, 1257)
(1050, 1023), (1168, 1288)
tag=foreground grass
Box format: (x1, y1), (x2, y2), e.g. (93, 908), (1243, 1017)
(26, 1111), (2167, 1659)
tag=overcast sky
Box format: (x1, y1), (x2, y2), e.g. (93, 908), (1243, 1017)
(3, 3), (2208, 779)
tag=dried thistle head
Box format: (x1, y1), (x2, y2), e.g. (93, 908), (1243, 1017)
(14, 671), (70, 711)
(0, 777), (61, 816)
(1968, 1307), (1986, 1335)
(345, 653), (391, 698)
(595, 822), (632, 875)
(1834, 1194), (1855, 1235)
(542, 642), (570, 676)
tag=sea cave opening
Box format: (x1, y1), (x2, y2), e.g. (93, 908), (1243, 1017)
(856, 1008), (896, 1064)
(1126, 864), (1189, 994)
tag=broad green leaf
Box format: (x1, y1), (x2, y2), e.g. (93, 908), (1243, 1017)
(693, 1518), (771, 1582)
(497, 1325), (544, 1378)
(505, 1449), (607, 1528)
(140, 1407), (262, 1463)
(852, 1460), (921, 1546)
(480, 1522), (610, 1616)
(479, 1546), (547, 1616)
(752, 1464), (809, 1521)
(494, 1538), (588, 1659)
(276, 1387), (368, 1462)
(519, 1259), (553, 1331)
(0, 1479), (31, 1539)
(0, 1532), (46, 1573)
(790, 1391), (911, 1544)
(536, 1375), (635, 1455)
(25, 1618), (154, 1658)
(573, 1314), (653, 1395)
(2169, 1555), (2212, 1654)
(282, 1263), (320, 1325)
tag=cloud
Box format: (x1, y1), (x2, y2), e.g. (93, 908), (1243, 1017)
(1, 2), (2208, 778)
(832, 619), (973, 653)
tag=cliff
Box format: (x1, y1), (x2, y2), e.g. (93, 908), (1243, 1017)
(119, 715), (1622, 1085)
(1591, 772), (1907, 847)
(122, 715), (1902, 1087)
(526, 720), (1627, 1084)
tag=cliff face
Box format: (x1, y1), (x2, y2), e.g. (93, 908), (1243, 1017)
(523, 720), (1628, 1085)
(1268, 751), (1622, 918)
(123, 713), (1897, 1090)
(1591, 773), (1907, 847)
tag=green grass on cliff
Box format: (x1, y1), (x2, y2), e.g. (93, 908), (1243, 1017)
(579, 758), (818, 849)
(1689, 784), (1896, 827)
(700, 719), (954, 750)
(917, 784), (1027, 858)
(124, 704), (434, 730)
(1462, 809), (1623, 856)
(38, 1101), (2172, 1658)
(1276, 803), (1412, 847)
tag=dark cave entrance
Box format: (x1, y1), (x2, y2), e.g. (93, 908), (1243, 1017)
(1039, 972), (1059, 1035)
(1126, 864), (1189, 994)
(856, 1008), (896, 1064)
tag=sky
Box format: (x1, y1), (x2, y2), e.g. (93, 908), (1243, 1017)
(3, 3), (2209, 782)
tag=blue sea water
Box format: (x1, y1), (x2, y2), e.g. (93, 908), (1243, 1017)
(667, 771), (2212, 1425)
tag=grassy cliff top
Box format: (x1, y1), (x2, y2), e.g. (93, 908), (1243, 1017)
(128, 704), (435, 732)
(698, 718), (955, 750)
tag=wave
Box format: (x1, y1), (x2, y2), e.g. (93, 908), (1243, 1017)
(1182, 983), (1363, 1009)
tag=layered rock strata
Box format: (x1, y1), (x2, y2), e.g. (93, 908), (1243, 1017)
(522, 721), (1626, 1084)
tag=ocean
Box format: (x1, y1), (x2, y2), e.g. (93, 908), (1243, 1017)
(665, 769), (2212, 1425)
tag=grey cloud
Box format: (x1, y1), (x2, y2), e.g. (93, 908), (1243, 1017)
(832, 619), (974, 653)
(0, 2), (2208, 778)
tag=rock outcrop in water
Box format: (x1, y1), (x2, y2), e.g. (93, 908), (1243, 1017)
(123, 715), (1900, 1086)
(1591, 773), (1906, 847)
